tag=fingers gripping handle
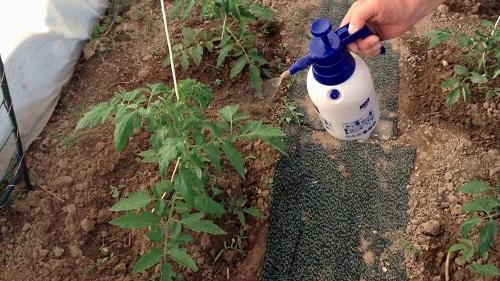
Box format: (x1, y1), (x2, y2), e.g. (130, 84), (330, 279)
(336, 24), (386, 54)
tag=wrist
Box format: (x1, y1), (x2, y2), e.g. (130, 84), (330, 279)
(408, 0), (445, 23)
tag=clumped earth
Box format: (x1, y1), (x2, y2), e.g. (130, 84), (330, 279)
(0, 0), (498, 281)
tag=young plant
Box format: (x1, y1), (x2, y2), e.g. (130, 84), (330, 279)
(448, 181), (499, 277)
(169, 0), (275, 90)
(225, 195), (264, 226)
(429, 17), (500, 106)
(280, 97), (304, 125)
(76, 79), (285, 279)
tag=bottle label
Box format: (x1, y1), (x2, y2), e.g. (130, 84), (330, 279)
(342, 110), (376, 138)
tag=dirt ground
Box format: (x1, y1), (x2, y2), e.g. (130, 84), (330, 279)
(0, 0), (498, 281)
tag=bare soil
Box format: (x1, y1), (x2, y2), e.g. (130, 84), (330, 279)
(0, 0), (498, 281)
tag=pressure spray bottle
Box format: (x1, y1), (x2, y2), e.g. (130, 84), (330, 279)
(287, 18), (385, 140)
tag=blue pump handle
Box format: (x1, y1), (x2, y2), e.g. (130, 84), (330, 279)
(336, 24), (386, 54)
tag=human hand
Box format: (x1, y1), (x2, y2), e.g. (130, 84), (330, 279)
(341, 0), (444, 58)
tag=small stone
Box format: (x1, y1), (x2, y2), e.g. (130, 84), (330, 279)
(223, 250), (238, 263)
(114, 263), (127, 274)
(447, 194), (459, 204)
(441, 60), (448, 67)
(95, 142), (105, 152)
(69, 245), (83, 258)
(53, 247), (65, 258)
(39, 249), (49, 259)
(444, 172), (453, 181)
(262, 189), (270, 198)
(97, 209), (111, 224)
(437, 4), (449, 14)
(387, 112), (398, 119)
(381, 266), (388, 272)
(419, 220), (442, 236)
(142, 54), (153, 61)
(54, 176), (73, 187)
(138, 67), (150, 80)
(373, 119), (394, 140)
(63, 204), (77, 215)
(80, 218), (95, 232)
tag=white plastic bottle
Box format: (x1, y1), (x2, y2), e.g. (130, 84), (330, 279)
(288, 18), (384, 140)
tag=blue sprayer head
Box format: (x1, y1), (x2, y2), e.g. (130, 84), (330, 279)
(288, 18), (385, 86)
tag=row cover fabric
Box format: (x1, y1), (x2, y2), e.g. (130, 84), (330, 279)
(0, 0), (107, 178)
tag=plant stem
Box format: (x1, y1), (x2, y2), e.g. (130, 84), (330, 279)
(221, 13), (227, 42)
(162, 157), (182, 267)
(445, 250), (451, 281)
(226, 25), (251, 64)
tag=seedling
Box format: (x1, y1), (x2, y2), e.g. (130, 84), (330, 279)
(429, 17), (500, 106)
(280, 97), (303, 125)
(76, 79), (285, 279)
(447, 181), (499, 277)
(169, 0), (275, 90)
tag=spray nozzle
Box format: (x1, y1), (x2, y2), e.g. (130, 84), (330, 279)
(287, 18), (385, 84)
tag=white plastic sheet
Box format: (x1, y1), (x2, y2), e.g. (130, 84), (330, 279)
(0, 0), (107, 177)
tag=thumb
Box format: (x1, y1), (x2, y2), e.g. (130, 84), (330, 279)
(347, 1), (378, 34)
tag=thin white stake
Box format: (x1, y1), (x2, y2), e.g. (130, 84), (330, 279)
(159, 0), (180, 101)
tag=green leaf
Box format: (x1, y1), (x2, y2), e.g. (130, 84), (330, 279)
(230, 56), (248, 79)
(446, 88), (461, 106)
(469, 263), (500, 277)
(179, 166), (202, 195)
(194, 194), (225, 217)
(441, 77), (459, 89)
(114, 111), (139, 152)
(139, 149), (160, 163)
(228, 0), (243, 21)
(250, 4), (273, 21)
(180, 52), (190, 71)
(110, 192), (153, 211)
(181, 212), (204, 224)
(482, 20), (495, 29)
(182, 0), (196, 20)
(460, 216), (480, 238)
(462, 86), (471, 103)
(206, 40), (214, 52)
(249, 63), (263, 90)
(462, 198), (500, 213)
(182, 27), (196, 45)
(449, 243), (464, 253)
(471, 73), (488, 84)
(478, 220), (497, 257)
(190, 45), (203, 66)
(76, 102), (114, 130)
(429, 29), (453, 49)
(181, 218), (227, 235)
(236, 210), (246, 225)
(110, 211), (161, 228)
(153, 181), (174, 198)
(243, 207), (264, 218)
(217, 44), (232, 67)
(146, 225), (165, 243)
(170, 222), (182, 240)
(486, 90), (497, 100)
(454, 65), (468, 76)
(204, 144), (222, 172)
(460, 181), (489, 194)
(218, 105), (240, 123)
(168, 248), (198, 271)
(161, 263), (173, 281)
(457, 33), (473, 48)
(132, 248), (163, 273)
(159, 138), (179, 176)
(222, 141), (245, 177)
(240, 121), (285, 140)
